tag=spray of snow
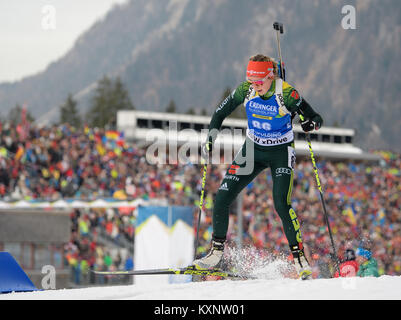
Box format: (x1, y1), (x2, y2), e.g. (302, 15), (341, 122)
(224, 246), (295, 280)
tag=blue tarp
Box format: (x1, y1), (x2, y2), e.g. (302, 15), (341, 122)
(0, 252), (38, 294)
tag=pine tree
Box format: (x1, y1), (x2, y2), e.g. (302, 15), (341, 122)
(87, 76), (134, 128)
(186, 108), (196, 115)
(165, 99), (177, 113)
(60, 94), (81, 128)
(7, 104), (35, 124)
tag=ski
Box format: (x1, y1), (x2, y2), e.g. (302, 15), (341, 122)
(90, 265), (254, 279)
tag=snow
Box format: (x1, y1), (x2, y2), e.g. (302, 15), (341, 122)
(1, 276), (400, 300)
(1, 248), (400, 300)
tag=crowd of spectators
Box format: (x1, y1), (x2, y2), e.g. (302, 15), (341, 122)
(194, 150), (401, 278)
(65, 208), (134, 285)
(0, 120), (400, 282)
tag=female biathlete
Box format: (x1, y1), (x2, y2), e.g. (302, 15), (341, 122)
(193, 54), (323, 280)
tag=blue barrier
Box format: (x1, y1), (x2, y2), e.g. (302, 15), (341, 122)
(0, 252), (38, 294)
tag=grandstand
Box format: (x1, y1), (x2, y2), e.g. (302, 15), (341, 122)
(117, 110), (381, 161)
(0, 116), (399, 289)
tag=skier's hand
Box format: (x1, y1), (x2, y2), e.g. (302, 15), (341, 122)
(201, 140), (213, 162)
(301, 114), (323, 132)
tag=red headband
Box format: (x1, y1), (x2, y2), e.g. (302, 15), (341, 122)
(246, 61), (274, 79)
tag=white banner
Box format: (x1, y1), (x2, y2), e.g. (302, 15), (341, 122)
(134, 206), (194, 285)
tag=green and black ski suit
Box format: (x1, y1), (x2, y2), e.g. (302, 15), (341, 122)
(207, 79), (323, 250)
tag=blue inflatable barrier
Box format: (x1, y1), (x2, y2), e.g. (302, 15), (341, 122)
(0, 252), (38, 293)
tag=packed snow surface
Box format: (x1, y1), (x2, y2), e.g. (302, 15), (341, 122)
(1, 275), (400, 300)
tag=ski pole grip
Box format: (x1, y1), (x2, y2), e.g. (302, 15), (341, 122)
(273, 22), (284, 33)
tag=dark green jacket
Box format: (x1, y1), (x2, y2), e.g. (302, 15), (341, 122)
(207, 80), (322, 144)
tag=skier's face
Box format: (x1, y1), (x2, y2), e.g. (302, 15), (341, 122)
(248, 77), (273, 95)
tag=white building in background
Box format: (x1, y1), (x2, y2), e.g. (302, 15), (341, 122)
(117, 110), (381, 162)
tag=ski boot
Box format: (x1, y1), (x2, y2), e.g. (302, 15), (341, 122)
(193, 237), (225, 270)
(291, 244), (312, 280)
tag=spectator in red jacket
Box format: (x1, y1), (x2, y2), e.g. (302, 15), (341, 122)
(334, 249), (359, 278)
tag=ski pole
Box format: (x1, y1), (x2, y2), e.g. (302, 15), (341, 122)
(194, 160), (208, 259)
(273, 21), (285, 80)
(299, 115), (341, 276)
(272, 21), (341, 276)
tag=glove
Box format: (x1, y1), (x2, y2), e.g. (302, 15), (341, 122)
(301, 114), (323, 132)
(201, 139), (213, 161)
